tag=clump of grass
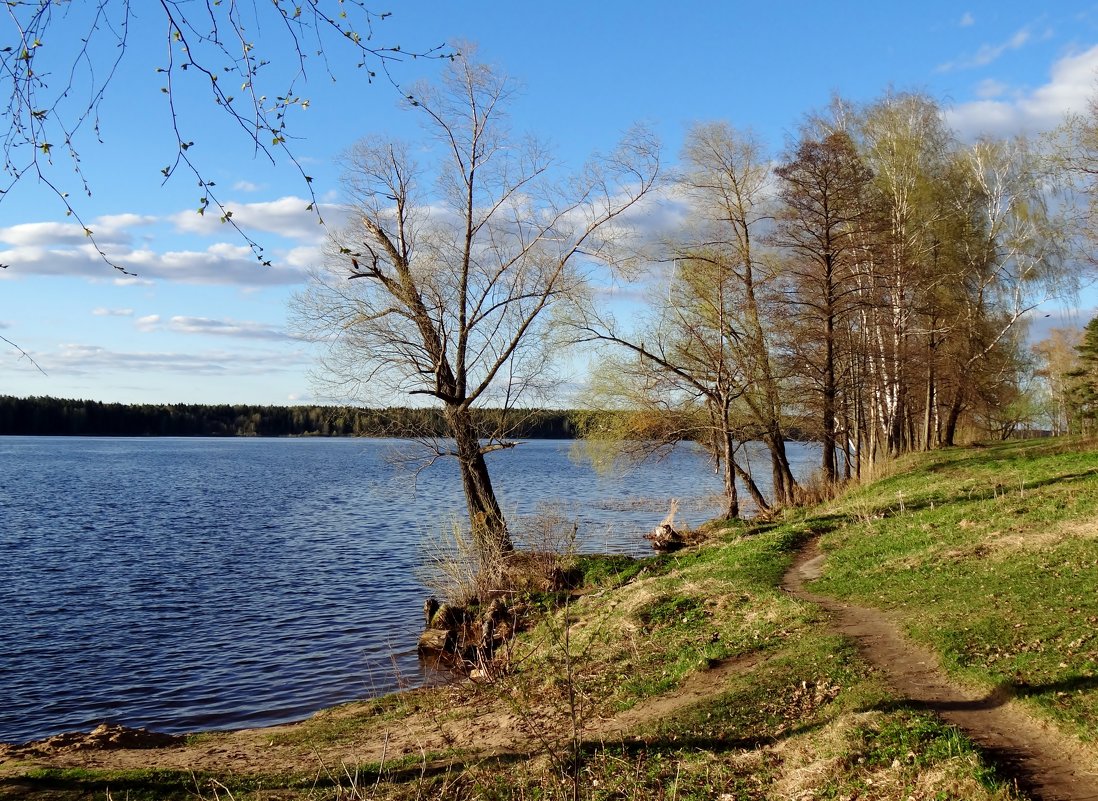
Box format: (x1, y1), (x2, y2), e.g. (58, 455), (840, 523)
(568, 552), (660, 590)
(419, 511), (584, 610)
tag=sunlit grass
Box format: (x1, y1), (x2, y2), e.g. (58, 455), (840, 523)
(813, 437), (1098, 742)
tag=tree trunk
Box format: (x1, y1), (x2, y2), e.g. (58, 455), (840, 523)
(923, 350), (936, 451)
(733, 461), (771, 514)
(887, 390), (906, 456)
(822, 310), (838, 483)
(446, 406), (513, 555)
(765, 428), (798, 506)
(719, 429), (740, 520)
(942, 389), (964, 447)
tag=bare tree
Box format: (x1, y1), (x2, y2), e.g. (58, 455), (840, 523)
(293, 54), (659, 557)
(571, 122), (797, 518)
(677, 122), (799, 506)
(574, 252), (760, 521)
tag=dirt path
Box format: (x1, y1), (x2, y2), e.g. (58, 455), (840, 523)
(782, 539), (1098, 801)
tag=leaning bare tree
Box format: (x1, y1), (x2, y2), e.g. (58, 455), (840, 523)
(571, 123), (799, 518)
(293, 54), (659, 559)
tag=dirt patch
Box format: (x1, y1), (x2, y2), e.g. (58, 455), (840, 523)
(0, 724), (184, 762)
(783, 540), (1098, 801)
(0, 687), (519, 779)
(986, 517), (1098, 555)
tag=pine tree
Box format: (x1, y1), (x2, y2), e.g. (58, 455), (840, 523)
(1065, 317), (1098, 434)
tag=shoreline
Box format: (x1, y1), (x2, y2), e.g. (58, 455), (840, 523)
(5, 438), (1096, 801)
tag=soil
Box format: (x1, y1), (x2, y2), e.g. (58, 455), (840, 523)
(3, 540), (1097, 801)
(782, 539), (1098, 801)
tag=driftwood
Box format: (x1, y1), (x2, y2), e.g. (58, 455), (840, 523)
(417, 596), (521, 666)
(644, 522), (686, 552)
(644, 498), (687, 552)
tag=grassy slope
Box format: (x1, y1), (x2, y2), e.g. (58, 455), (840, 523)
(7, 437), (1097, 800)
(811, 437), (1098, 742)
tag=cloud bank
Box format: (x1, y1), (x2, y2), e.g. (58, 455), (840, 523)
(947, 44), (1098, 139)
(0, 199), (337, 286)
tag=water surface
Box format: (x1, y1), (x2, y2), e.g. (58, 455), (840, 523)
(0, 436), (817, 743)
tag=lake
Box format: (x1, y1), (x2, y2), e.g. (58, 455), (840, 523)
(0, 436), (819, 744)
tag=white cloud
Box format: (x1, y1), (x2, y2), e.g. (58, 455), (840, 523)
(959, 12), (975, 27)
(44, 343), (309, 377)
(0, 222), (91, 247)
(947, 44), (1098, 139)
(0, 240), (308, 286)
(0, 197), (337, 285)
(284, 245), (324, 269)
(113, 276), (155, 287)
(233, 180), (262, 192)
(170, 196), (341, 243)
(975, 78), (1008, 99)
(938, 25), (1032, 72)
(93, 214), (158, 235)
(92, 307), (134, 317)
(0, 215), (156, 248)
(135, 314), (161, 332)
(167, 316), (293, 341)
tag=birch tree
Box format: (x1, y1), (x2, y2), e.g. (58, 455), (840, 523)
(852, 92), (953, 458)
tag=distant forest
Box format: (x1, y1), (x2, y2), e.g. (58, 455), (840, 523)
(0, 396), (579, 439)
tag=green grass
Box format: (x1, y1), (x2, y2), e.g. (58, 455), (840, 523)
(7, 767), (317, 801)
(450, 497), (1025, 800)
(572, 553), (651, 587)
(813, 437), (1098, 742)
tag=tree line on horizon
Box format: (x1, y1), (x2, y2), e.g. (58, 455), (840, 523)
(0, 396), (580, 439)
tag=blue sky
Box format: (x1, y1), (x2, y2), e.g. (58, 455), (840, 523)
(3, 1), (1098, 405)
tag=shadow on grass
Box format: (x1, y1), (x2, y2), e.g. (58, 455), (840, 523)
(1013, 673), (1098, 699)
(868, 672), (1098, 716)
(857, 696), (1059, 801)
(1, 753), (533, 800)
(0, 770), (214, 801)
